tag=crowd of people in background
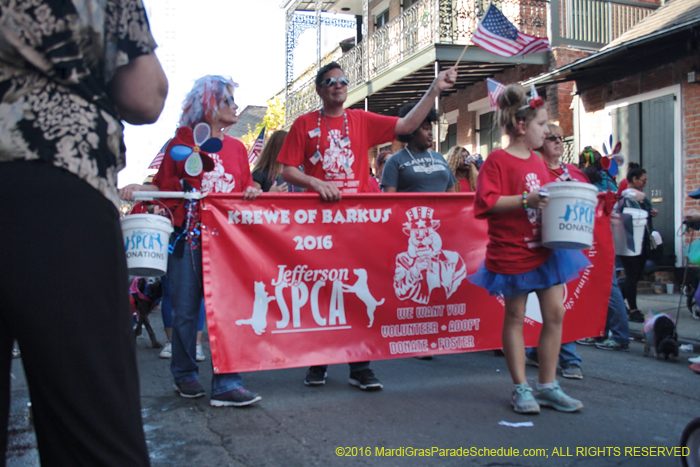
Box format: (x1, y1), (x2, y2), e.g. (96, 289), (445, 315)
(116, 60), (676, 419)
(1, 0), (688, 461)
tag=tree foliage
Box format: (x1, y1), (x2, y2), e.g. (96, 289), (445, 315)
(241, 96), (285, 150)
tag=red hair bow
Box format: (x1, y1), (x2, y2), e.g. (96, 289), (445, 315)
(529, 96), (545, 109)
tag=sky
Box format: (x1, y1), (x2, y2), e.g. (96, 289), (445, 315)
(120, 0), (356, 187)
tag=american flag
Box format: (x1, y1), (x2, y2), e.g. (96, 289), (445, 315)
(471, 4), (551, 57)
(487, 78), (506, 110)
(147, 139), (171, 170)
(247, 127), (265, 165)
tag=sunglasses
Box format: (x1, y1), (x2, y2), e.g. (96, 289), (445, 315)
(545, 136), (563, 142)
(222, 95), (237, 108)
(321, 77), (349, 88)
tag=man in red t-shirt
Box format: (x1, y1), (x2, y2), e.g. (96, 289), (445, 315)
(278, 62), (457, 201)
(277, 62), (457, 390)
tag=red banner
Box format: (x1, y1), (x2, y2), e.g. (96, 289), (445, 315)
(201, 193), (613, 374)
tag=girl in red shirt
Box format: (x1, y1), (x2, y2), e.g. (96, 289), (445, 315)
(469, 85), (589, 415)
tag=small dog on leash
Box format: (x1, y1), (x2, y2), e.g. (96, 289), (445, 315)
(643, 313), (679, 361)
(130, 277), (164, 349)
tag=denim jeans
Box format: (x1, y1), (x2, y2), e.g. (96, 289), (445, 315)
(168, 242), (243, 395)
(527, 342), (582, 368)
(606, 271), (630, 345)
(160, 274), (205, 331)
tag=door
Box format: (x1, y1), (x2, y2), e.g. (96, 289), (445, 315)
(479, 111), (502, 158)
(641, 95), (675, 265)
(612, 95), (675, 265)
(440, 123), (457, 154)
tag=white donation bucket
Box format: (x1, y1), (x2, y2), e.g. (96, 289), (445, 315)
(611, 208), (648, 256)
(541, 181), (599, 250)
(121, 214), (174, 277)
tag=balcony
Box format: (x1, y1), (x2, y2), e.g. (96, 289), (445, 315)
(553, 0), (658, 47)
(283, 0), (657, 123)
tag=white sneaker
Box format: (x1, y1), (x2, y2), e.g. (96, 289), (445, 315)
(159, 341), (172, 359)
(196, 343), (206, 362)
(688, 355), (700, 364)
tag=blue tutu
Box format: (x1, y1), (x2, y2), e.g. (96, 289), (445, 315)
(468, 249), (591, 299)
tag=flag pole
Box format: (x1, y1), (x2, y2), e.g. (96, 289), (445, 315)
(454, 43), (470, 69)
(456, 2), (489, 67)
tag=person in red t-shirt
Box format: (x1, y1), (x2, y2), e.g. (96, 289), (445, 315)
(469, 84), (589, 415)
(277, 61), (457, 390)
(121, 75), (262, 408)
(278, 61), (457, 201)
(368, 150), (392, 193)
(446, 146), (479, 192)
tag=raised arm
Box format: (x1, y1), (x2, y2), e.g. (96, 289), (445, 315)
(394, 67), (457, 136)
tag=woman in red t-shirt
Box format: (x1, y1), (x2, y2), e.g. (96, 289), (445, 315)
(468, 85), (589, 415)
(446, 145), (479, 192)
(121, 76), (262, 408)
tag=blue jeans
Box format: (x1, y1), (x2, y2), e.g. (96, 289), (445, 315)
(606, 271), (630, 345)
(161, 274), (205, 331)
(527, 342), (582, 368)
(168, 242), (243, 395)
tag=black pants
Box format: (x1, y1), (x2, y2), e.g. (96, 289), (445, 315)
(620, 253), (647, 311)
(0, 162), (150, 466)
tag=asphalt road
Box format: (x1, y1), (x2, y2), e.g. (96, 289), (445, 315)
(6, 293), (700, 467)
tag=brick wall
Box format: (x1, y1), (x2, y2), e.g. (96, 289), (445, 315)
(683, 66), (700, 220)
(577, 54), (700, 247)
(547, 47), (595, 137)
(439, 64), (549, 153)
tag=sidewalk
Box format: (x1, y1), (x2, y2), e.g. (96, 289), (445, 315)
(632, 292), (700, 349)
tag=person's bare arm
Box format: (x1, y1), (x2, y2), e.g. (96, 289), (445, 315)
(394, 67), (457, 135)
(119, 183), (159, 201)
(487, 191), (548, 214)
(282, 165), (341, 201)
(108, 53), (168, 124)
(382, 186), (397, 193)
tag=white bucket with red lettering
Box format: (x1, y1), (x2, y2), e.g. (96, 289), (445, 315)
(541, 181), (599, 250)
(121, 214), (173, 277)
(611, 208), (648, 256)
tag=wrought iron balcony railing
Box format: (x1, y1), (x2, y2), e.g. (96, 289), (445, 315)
(283, 0), (655, 124)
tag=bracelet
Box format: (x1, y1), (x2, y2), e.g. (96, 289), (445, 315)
(522, 191), (528, 209)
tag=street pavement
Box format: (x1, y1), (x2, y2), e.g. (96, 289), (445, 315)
(6, 293), (700, 467)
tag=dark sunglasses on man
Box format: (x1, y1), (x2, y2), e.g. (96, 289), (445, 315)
(321, 77), (349, 88)
(545, 135), (563, 142)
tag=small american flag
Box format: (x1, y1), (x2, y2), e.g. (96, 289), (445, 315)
(247, 127), (265, 165)
(147, 139), (171, 170)
(487, 78), (506, 110)
(471, 3), (551, 57)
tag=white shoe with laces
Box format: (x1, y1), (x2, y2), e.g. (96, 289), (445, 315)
(196, 343), (206, 362)
(688, 355), (700, 364)
(159, 341), (172, 359)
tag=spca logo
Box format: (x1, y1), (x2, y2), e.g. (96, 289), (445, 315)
(558, 200), (595, 233)
(124, 230), (165, 253)
(235, 267), (385, 335)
